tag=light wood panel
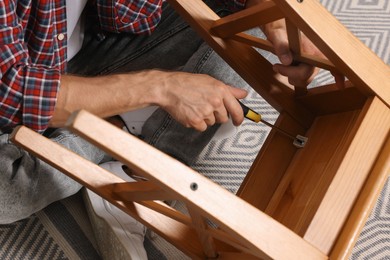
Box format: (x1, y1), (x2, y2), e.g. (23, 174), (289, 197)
(303, 97), (390, 253)
(330, 134), (390, 258)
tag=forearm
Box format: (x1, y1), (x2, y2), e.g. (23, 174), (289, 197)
(50, 70), (163, 127)
(50, 68), (248, 131)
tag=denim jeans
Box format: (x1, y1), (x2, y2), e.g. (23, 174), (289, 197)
(0, 1), (248, 223)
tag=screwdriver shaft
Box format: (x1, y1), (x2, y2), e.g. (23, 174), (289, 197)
(259, 119), (296, 140)
(238, 100), (296, 141)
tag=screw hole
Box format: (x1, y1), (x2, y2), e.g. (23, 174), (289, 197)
(190, 182), (198, 191)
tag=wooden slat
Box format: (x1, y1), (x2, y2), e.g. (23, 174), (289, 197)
(285, 19), (308, 95)
(211, 1), (284, 38)
(208, 228), (254, 255)
(285, 20), (301, 57)
(303, 97), (390, 253)
(218, 252), (262, 260)
(298, 53), (337, 73)
(113, 181), (175, 201)
(330, 134), (390, 259)
(66, 110), (327, 260)
(187, 205), (218, 258)
(231, 33), (274, 52)
(272, 0), (390, 106)
(297, 81), (367, 115)
(141, 200), (192, 226)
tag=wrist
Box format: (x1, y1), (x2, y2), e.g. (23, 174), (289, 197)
(148, 70), (181, 109)
(137, 69), (169, 108)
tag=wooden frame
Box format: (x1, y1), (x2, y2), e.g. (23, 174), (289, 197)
(11, 0), (389, 259)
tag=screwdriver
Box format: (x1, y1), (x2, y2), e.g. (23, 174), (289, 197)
(237, 100), (308, 148)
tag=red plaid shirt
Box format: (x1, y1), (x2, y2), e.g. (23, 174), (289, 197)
(0, 0), (245, 133)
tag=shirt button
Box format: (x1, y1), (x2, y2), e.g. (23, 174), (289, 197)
(57, 33), (65, 41)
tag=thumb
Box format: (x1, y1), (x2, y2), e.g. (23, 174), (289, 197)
(269, 29), (293, 66)
(230, 87), (248, 99)
(274, 40), (293, 66)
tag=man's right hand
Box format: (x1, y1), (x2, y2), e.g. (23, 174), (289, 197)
(52, 70), (247, 132)
(158, 71), (247, 132)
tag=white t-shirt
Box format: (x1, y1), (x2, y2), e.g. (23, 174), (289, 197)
(66, 0), (88, 60)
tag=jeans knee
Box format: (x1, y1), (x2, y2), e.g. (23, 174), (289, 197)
(0, 137), (82, 224)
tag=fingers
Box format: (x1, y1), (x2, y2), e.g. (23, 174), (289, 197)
(264, 22), (322, 87)
(213, 110), (229, 124)
(204, 116), (216, 127)
(273, 62), (317, 87)
(223, 99), (244, 126)
(188, 99), (244, 131)
(162, 72), (248, 132)
(189, 117), (209, 132)
(183, 88), (247, 132)
(186, 105), (226, 132)
(224, 87), (247, 126)
(198, 86), (247, 129)
(269, 29), (294, 66)
(271, 34), (317, 86)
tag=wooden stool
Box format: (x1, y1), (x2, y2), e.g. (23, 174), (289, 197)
(11, 0), (389, 259)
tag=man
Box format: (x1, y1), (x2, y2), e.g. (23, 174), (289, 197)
(0, 0), (320, 226)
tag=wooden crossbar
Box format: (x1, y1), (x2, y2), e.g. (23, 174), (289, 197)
(211, 1), (283, 37)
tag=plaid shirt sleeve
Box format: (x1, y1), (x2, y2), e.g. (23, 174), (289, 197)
(0, 1), (61, 133)
(95, 0), (165, 34)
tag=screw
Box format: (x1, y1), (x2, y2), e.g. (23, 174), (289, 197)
(190, 182), (198, 191)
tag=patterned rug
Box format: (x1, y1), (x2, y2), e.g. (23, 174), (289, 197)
(1, 0), (389, 259)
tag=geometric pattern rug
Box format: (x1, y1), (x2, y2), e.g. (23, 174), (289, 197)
(0, 192), (100, 260)
(0, 0), (389, 259)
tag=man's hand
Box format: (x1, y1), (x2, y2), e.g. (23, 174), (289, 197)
(245, 0), (324, 88)
(263, 19), (321, 87)
(159, 71), (247, 132)
(264, 19), (345, 88)
(246, 0), (346, 88)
